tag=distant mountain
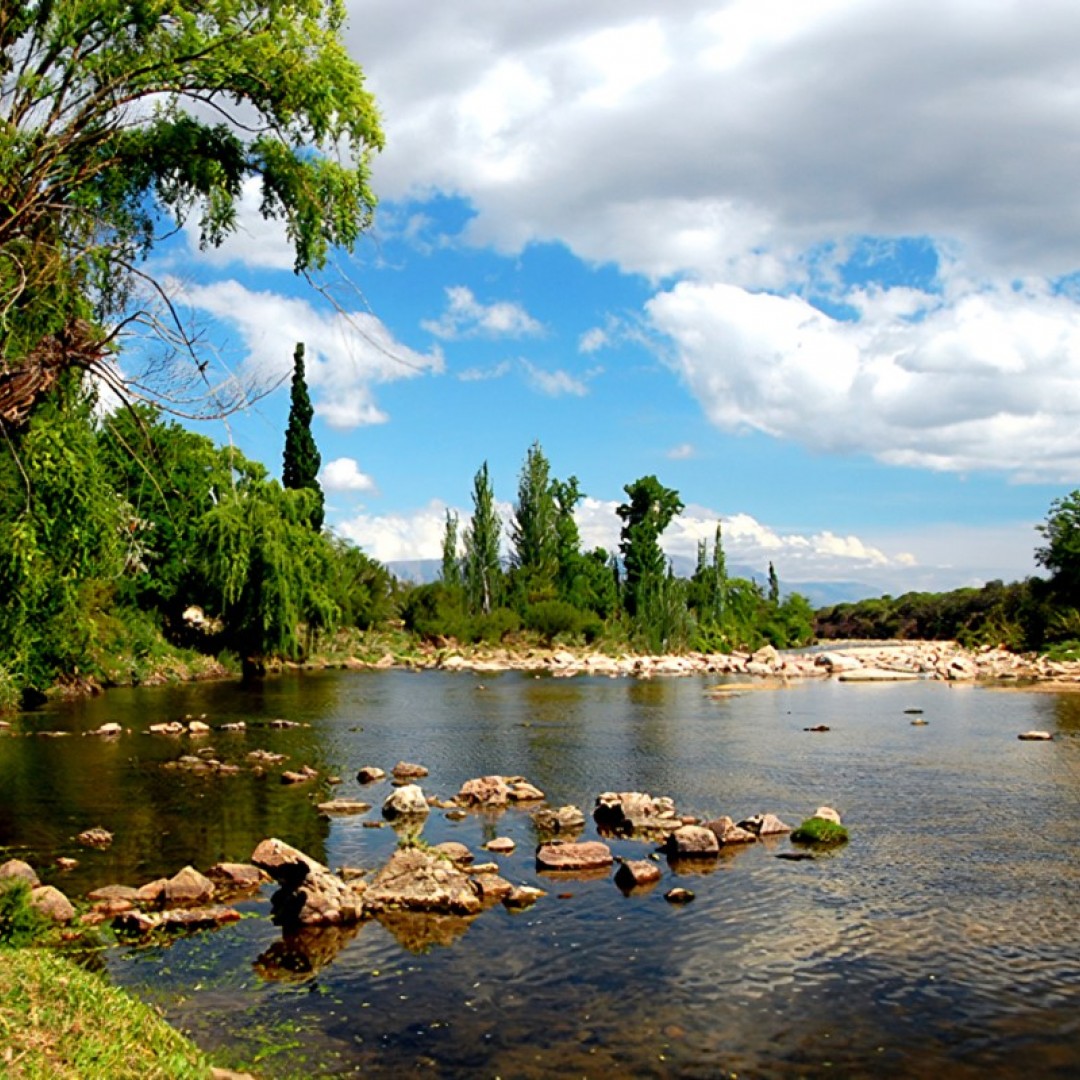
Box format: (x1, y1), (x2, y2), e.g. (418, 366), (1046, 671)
(386, 557), (882, 608)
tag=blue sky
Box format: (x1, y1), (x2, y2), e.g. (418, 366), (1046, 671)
(136, 0), (1080, 596)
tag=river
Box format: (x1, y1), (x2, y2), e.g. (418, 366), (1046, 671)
(1, 668), (1079, 1077)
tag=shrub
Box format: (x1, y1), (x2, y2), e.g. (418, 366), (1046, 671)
(0, 880), (50, 948)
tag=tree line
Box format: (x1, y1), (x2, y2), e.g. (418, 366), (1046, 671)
(400, 441), (816, 655)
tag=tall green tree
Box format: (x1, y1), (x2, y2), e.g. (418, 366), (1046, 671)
(281, 343), (324, 530)
(616, 475), (684, 625)
(0, 0), (383, 425)
(440, 509), (462, 589)
(551, 476), (584, 601)
(510, 441), (557, 602)
(463, 462), (502, 615)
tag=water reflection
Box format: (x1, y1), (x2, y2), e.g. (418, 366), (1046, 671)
(2, 670), (1080, 1077)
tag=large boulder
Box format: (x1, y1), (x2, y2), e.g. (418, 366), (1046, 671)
(455, 775), (511, 807)
(382, 784), (430, 819)
(363, 847), (482, 915)
(664, 825), (720, 858)
(163, 866), (216, 907)
(0, 859), (40, 888)
(29, 885), (75, 923)
(593, 792), (681, 837)
(536, 841), (614, 873)
(251, 838), (363, 926)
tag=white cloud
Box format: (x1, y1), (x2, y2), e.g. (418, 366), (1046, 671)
(321, 457), (377, 493)
(183, 178), (296, 271)
(337, 500), (451, 563)
(520, 359), (589, 397)
(458, 360), (512, 382)
(647, 278), (1080, 481)
(172, 279), (443, 430)
(422, 285), (543, 340)
(666, 442), (696, 460)
(345, 1), (1080, 483)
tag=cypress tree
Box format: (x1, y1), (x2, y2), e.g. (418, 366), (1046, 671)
(463, 462), (502, 614)
(282, 342), (324, 530)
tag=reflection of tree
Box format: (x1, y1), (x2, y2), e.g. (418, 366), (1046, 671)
(254, 923), (361, 982)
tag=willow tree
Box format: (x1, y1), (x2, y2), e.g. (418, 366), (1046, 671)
(0, 0), (383, 426)
(196, 481), (338, 665)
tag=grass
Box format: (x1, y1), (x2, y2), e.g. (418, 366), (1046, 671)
(790, 816), (850, 845)
(0, 948), (222, 1079)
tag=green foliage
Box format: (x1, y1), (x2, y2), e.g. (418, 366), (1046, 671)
(0, 880), (50, 948)
(790, 817), (850, 845)
(329, 538), (396, 630)
(463, 462), (502, 615)
(400, 583), (469, 643)
(510, 441), (558, 602)
(281, 343), (324, 531)
(440, 510), (462, 589)
(617, 475), (684, 626)
(196, 481), (339, 660)
(0, 382), (126, 688)
(96, 403), (261, 616)
(1, 0), (383, 416)
(1037, 490), (1080, 601)
(523, 599), (600, 644)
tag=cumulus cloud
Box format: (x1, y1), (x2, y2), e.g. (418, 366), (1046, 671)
(173, 279), (443, 429)
(182, 177), (296, 271)
(321, 457), (376, 493)
(336, 500), (451, 563)
(422, 285), (543, 339)
(354, 0), (1080, 281)
(343, 1), (1080, 483)
(647, 278), (1080, 480)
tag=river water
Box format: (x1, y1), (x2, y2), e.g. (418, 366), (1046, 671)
(2, 668), (1079, 1077)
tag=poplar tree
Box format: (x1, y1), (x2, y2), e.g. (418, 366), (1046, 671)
(510, 441), (557, 601)
(282, 343), (324, 531)
(440, 509), (462, 589)
(463, 462), (502, 615)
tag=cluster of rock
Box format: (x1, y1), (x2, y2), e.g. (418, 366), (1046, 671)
(421, 641), (1080, 684)
(0, 856), (266, 934)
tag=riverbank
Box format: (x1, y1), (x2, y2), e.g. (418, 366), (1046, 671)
(300, 636), (1080, 685)
(0, 948), (240, 1079)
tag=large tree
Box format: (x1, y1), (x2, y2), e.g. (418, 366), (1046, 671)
(0, 0), (383, 426)
(617, 475), (683, 623)
(463, 462), (502, 615)
(510, 441), (557, 602)
(281, 342), (324, 530)
(1036, 490), (1080, 601)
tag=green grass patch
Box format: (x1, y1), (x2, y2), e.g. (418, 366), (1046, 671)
(0, 948), (221, 1078)
(790, 816), (850, 845)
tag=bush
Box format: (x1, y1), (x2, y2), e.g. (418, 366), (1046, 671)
(469, 607), (521, 644)
(0, 880), (50, 948)
(0, 666), (18, 714)
(524, 600), (584, 642)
